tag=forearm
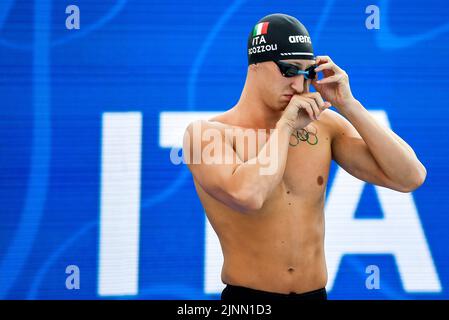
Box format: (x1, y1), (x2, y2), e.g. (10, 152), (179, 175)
(385, 127), (417, 157)
(339, 99), (426, 188)
(231, 122), (292, 207)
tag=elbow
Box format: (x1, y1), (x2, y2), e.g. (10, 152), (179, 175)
(229, 187), (264, 212)
(398, 164), (427, 193)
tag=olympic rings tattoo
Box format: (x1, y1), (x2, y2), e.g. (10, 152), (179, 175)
(289, 126), (318, 146)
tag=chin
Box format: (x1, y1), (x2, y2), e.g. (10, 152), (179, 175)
(280, 100), (289, 108)
(268, 100), (287, 111)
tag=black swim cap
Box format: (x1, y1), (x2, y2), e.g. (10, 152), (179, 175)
(247, 13), (314, 65)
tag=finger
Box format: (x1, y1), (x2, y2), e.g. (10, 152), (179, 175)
(308, 92), (326, 110)
(302, 91), (322, 101)
(316, 74), (340, 84)
(316, 56), (344, 74)
(315, 55), (332, 65)
(305, 97), (320, 120)
(303, 97), (320, 120)
(299, 101), (315, 121)
(315, 56), (326, 63)
(314, 62), (332, 72)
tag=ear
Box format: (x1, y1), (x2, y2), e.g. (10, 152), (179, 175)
(249, 63), (258, 72)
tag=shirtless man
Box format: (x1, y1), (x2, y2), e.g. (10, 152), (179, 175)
(183, 13), (427, 300)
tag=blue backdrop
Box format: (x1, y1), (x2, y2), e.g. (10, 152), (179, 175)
(0, 0), (448, 299)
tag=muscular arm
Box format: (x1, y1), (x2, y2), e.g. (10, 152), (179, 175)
(183, 120), (293, 213)
(331, 100), (427, 192)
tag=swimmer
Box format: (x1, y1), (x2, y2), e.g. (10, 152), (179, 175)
(183, 13), (427, 301)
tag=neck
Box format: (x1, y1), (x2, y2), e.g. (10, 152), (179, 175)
(231, 79), (283, 130)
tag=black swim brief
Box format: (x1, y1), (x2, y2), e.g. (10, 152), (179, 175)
(221, 284), (327, 301)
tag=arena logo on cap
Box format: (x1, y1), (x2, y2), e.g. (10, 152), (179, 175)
(252, 21), (270, 37)
(289, 35), (312, 44)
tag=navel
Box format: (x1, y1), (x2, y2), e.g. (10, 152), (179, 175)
(317, 175), (324, 185)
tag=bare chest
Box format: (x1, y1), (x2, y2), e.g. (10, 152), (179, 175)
(233, 123), (332, 197)
(284, 124), (332, 196)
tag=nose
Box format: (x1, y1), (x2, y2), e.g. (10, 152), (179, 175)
(290, 75), (309, 94)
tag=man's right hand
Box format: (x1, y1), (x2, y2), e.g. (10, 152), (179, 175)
(278, 92), (332, 131)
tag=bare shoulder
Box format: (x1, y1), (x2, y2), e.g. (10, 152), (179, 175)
(315, 108), (337, 137)
(317, 108), (348, 138)
(183, 117), (233, 153)
(319, 107), (343, 123)
(318, 107), (364, 148)
(184, 118), (230, 137)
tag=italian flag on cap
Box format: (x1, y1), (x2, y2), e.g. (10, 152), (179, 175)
(253, 22), (269, 36)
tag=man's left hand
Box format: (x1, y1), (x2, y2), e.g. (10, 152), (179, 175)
(312, 55), (355, 109)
